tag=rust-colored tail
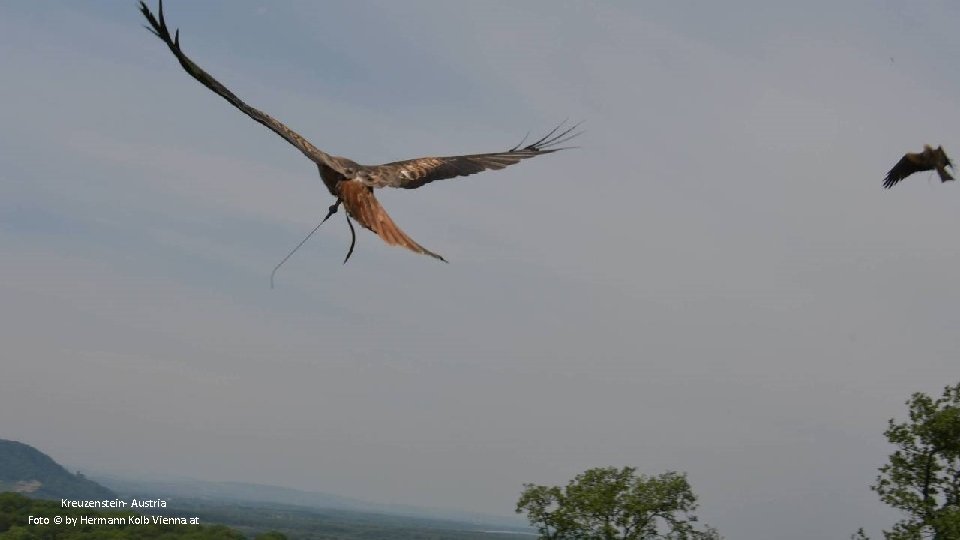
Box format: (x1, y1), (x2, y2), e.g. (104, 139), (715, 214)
(338, 181), (447, 262)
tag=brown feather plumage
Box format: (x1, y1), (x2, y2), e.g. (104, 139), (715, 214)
(884, 145), (954, 189)
(140, 1), (577, 264)
(338, 182), (446, 262)
(362, 122), (581, 189)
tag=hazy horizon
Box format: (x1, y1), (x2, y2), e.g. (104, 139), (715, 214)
(3, 2), (960, 539)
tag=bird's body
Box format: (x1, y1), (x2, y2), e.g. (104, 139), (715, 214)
(318, 162), (445, 260)
(139, 1), (578, 264)
(883, 145), (954, 189)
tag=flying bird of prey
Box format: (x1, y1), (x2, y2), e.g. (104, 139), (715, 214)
(139, 1), (579, 270)
(883, 145), (954, 189)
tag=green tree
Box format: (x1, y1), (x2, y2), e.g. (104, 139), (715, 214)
(871, 382), (960, 540)
(515, 467), (720, 540)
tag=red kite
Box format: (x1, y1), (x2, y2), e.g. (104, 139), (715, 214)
(883, 145), (954, 189)
(140, 1), (579, 272)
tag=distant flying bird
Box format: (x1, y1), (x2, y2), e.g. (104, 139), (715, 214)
(139, 1), (579, 272)
(883, 145), (954, 189)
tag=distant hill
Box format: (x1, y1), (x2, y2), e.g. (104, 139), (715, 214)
(0, 439), (116, 500)
(0, 493), (263, 539)
(92, 474), (529, 531)
(0, 441), (532, 538)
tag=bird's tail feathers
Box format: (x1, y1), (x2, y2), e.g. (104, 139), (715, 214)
(339, 182), (447, 262)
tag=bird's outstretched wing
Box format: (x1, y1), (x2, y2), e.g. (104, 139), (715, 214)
(361, 122), (582, 189)
(883, 153), (928, 189)
(139, 0), (350, 173)
(338, 181), (446, 262)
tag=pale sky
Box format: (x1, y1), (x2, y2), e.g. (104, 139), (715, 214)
(2, 1), (960, 538)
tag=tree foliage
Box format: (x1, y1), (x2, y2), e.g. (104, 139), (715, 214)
(872, 382), (960, 540)
(515, 467), (720, 540)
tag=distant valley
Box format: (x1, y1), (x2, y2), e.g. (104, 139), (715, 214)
(0, 438), (532, 539)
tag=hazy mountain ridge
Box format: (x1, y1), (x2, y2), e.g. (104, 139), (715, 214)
(91, 473), (530, 531)
(0, 439), (116, 501)
(157, 497), (535, 539)
(0, 440), (532, 538)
